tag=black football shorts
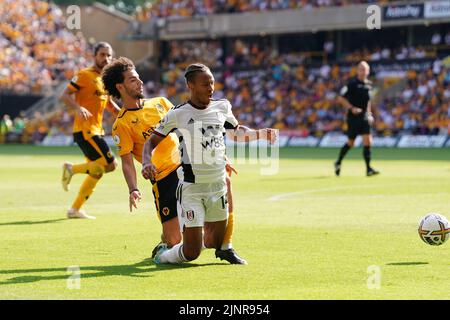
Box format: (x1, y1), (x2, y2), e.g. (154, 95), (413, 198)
(152, 169), (179, 223)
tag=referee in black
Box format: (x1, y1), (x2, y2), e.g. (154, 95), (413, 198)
(334, 61), (379, 177)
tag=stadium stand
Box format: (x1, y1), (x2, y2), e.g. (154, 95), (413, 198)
(147, 57), (450, 137)
(133, 0), (391, 21)
(10, 43), (450, 144)
(1, 0), (449, 146)
(0, 0), (93, 95)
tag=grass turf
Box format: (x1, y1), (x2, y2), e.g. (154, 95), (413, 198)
(0, 145), (449, 299)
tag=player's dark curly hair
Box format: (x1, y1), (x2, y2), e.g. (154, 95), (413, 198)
(101, 56), (135, 99)
(184, 63), (211, 83)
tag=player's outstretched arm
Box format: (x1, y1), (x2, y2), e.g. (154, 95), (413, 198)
(141, 133), (165, 181)
(227, 125), (277, 144)
(120, 153), (141, 212)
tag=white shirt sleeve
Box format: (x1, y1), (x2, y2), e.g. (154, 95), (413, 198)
(224, 100), (239, 129)
(154, 109), (177, 136)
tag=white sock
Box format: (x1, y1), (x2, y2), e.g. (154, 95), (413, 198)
(201, 230), (207, 250)
(159, 243), (187, 264)
(221, 243), (232, 250)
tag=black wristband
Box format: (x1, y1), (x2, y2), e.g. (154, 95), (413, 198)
(129, 188), (139, 195)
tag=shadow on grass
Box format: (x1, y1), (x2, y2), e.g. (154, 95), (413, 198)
(0, 219), (66, 226)
(0, 258), (228, 285)
(385, 262), (429, 266)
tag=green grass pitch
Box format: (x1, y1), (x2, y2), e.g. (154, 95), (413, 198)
(0, 145), (449, 299)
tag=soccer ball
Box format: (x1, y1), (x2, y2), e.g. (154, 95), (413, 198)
(418, 213), (450, 246)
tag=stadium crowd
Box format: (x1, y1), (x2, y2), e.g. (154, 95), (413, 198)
(4, 49), (449, 144)
(146, 56), (450, 138)
(134, 0), (389, 21)
(0, 0), (92, 94)
(162, 36), (450, 71)
(1, 1), (449, 144)
(377, 63), (450, 136)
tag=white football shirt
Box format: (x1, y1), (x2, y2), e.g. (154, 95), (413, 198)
(154, 99), (238, 184)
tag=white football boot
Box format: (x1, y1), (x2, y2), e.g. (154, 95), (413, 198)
(62, 162), (74, 191)
(67, 208), (96, 220)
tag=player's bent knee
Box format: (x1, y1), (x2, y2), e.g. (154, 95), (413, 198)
(183, 247), (201, 261)
(203, 238), (214, 249)
(105, 160), (118, 173)
(88, 162), (105, 176)
(89, 172), (103, 179)
(163, 218), (181, 247)
(165, 233), (182, 248)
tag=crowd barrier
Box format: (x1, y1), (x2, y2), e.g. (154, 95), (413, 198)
(39, 133), (450, 148)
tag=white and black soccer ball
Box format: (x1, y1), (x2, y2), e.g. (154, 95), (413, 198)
(418, 213), (450, 246)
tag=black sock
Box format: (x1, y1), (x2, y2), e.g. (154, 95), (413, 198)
(363, 146), (371, 171)
(337, 143), (350, 164)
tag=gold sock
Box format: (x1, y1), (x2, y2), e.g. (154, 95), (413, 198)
(72, 163), (89, 174)
(71, 175), (100, 210)
(222, 211), (234, 250)
(72, 161), (105, 175)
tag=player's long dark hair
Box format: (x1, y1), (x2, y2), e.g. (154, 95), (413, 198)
(101, 56), (135, 99)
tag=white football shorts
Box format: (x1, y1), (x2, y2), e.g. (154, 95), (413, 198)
(176, 180), (228, 231)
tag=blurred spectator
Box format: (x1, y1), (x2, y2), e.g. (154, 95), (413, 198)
(395, 46), (408, 60)
(324, 38), (335, 60)
(445, 32), (450, 46)
(26, 112), (48, 143)
(431, 32), (442, 45)
(381, 47), (391, 60)
(163, 40), (223, 68)
(13, 112), (26, 134)
(0, 114), (13, 143)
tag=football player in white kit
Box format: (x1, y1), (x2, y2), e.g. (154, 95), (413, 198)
(141, 63), (276, 264)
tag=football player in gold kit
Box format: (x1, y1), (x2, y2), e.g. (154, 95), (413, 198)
(60, 42), (120, 219)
